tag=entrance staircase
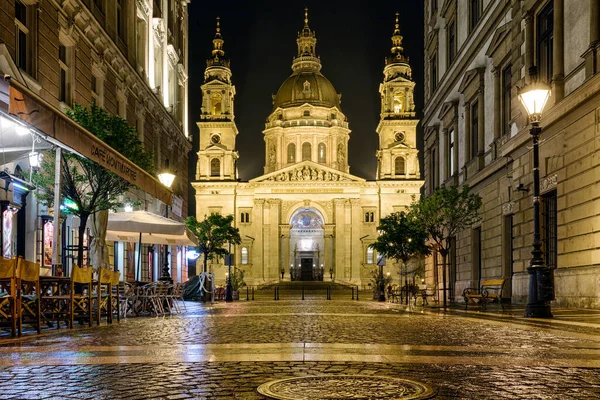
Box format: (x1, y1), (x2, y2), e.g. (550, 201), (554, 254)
(254, 281), (359, 301)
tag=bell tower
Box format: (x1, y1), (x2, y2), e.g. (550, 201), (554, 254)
(196, 17), (239, 181)
(375, 13), (420, 180)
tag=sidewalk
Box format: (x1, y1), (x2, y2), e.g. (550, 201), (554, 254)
(415, 301), (600, 334)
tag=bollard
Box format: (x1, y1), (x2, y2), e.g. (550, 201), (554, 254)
(302, 285), (305, 300)
(356, 286), (359, 301)
(351, 287), (355, 300)
(252, 287), (255, 301)
(246, 286), (249, 301)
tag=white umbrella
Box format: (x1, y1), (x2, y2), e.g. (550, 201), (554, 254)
(107, 210), (186, 235)
(105, 229), (197, 246)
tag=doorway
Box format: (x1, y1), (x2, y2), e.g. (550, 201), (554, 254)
(301, 258), (314, 281)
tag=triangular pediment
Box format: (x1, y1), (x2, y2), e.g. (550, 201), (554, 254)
(250, 161), (365, 183)
(204, 143), (227, 151)
(486, 22), (511, 57)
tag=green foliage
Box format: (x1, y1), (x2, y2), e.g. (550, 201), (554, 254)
(370, 211), (430, 264)
(185, 214), (242, 273)
(411, 185), (482, 255)
(368, 268), (392, 289)
(31, 103), (154, 267)
(229, 267), (246, 292)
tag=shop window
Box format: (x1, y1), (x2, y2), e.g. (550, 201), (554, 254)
(542, 190), (557, 269)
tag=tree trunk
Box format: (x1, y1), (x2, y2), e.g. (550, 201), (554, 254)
(441, 251), (448, 309)
(77, 213), (89, 269)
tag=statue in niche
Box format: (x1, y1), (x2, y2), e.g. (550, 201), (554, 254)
(337, 143), (345, 164)
(269, 144), (276, 166)
(302, 167), (310, 180)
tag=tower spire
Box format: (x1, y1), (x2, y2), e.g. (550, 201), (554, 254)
(207, 16), (230, 70)
(293, 7), (321, 71)
(386, 12), (407, 66)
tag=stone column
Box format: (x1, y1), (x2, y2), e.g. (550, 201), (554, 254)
(267, 199), (280, 280)
(254, 199), (265, 281)
(493, 68), (501, 142)
(553, 0), (565, 101)
(525, 11), (534, 76)
(333, 199), (346, 280)
(477, 90), (485, 155)
(464, 101), (471, 163)
(350, 199), (361, 284)
(584, 0), (600, 77)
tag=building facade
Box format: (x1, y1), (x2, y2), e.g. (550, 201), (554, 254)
(423, 0), (600, 307)
(0, 0), (191, 282)
(193, 11), (423, 286)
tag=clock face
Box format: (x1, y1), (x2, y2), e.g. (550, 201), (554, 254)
(211, 134), (221, 144)
(394, 131), (405, 143)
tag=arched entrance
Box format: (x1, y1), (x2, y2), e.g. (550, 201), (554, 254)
(289, 208), (324, 281)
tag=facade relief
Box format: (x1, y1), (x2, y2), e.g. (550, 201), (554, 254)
(267, 165), (350, 182)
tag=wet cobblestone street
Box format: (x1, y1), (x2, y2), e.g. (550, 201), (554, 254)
(2, 299), (600, 399)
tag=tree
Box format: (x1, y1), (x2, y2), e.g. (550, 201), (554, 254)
(32, 104), (154, 268)
(185, 214), (242, 274)
(370, 211), (430, 304)
(411, 185), (482, 308)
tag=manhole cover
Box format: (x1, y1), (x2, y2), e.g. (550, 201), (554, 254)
(257, 375), (436, 399)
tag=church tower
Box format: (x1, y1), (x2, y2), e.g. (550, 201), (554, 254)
(196, 18), (239, 181)
(376, 13), (420, 180)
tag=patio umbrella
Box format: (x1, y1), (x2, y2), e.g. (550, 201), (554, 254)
(89, 210), (109, 269)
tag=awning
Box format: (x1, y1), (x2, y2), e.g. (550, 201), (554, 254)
(105, 229), (197, 246)
(0, 77), (172, 205)
(106, 211), (197, 246)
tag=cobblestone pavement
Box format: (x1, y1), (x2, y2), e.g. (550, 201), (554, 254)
(1, 299), (600, 399)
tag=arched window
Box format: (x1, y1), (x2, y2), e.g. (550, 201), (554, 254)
(241, 247), (249, 264)
(395, 157), (405, 176)
(210, 158), (220, 176)
(211, 93), (222, 115)
(318, 143), (326, 163)
(302, 142), (311, 161)
(303, 110), (310, 116)
(393, 93), (403, 113)
(366, 247), (374, 264)
(287, 143), (296, 163)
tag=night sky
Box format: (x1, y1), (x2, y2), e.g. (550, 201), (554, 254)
(187, 1), (424, 211)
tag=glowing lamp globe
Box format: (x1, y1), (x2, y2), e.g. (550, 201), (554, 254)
(158, 172), (176, 189)
(518, 81), (551, 121)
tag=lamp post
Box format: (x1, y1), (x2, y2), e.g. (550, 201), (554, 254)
(518, 67), (553, 318)
(225, 241), (233, 302)
(158, 171), (175, 282)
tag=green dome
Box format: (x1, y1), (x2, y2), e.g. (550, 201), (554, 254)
(273, 70), (341, 110)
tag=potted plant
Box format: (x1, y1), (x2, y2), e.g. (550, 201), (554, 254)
(230, 267), (246, 300)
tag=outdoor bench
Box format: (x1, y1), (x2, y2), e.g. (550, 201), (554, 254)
(462, 279), (508, 311)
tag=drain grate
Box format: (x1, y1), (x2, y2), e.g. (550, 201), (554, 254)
(257, 375), (436, 399)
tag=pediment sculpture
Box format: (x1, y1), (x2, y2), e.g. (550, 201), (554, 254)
(266, 165), (350, 182)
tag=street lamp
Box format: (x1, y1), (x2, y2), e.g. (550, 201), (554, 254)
(225, 241), (233, 302)
(518, 67), (553, 318)
(158, 170), (175, 282)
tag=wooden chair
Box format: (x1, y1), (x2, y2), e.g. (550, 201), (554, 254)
(71, 266), (93, 328)
(17, 258), (42, 335)
(95, 268), (114, 325)
(172, 283), (187, 313)
(0, 257), (18, 337)
(109, 271), (121, 322)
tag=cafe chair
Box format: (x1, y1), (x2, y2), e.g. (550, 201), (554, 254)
(95, 268), (114, 325)
(17, 258), (42, 336)
(71, 266), (93, 329)
(0, 257), (18, 337)
(108, 271), (122, 322)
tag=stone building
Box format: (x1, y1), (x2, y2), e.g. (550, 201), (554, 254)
(193, 11), (423, 286)
(0, 0), (191, 282)
(422, 0), (600, 307)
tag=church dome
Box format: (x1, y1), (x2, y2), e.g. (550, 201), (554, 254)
(273, 70), (341, 110)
